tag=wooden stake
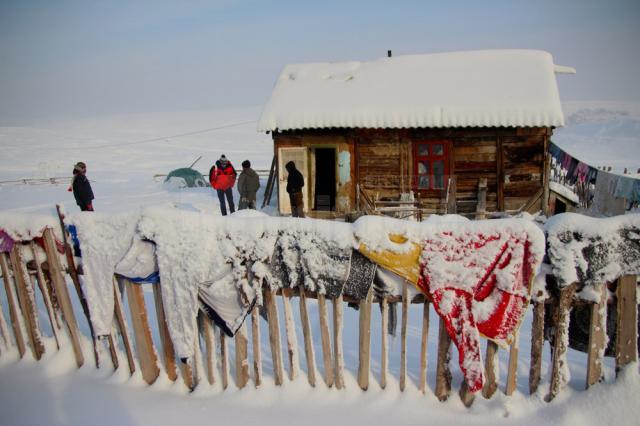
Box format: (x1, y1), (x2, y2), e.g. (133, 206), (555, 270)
(151, 285), (177, 381)
(235, 323), (250, 388)
(459, 379), (476, 408)
(0, 288), (11, 350)
(281, 288), (299, 381)
(333, 295), (345, 389)
(124, 279), (160, 385)
(0, 252), (26, 357)
(180, 357), (196, 391)
(586, 284), (607, 388)
(547, 282), (576, 402)
(357, 287), (373, 390)
(529, 302), (545, 394)
(251, 306), (262, 387)
(482, 341), (499, 399)
(30, 242), (62, 343)
(298, 286), (316, 387)
(42, 229), (84, 367)
(505, 330), (520, 396)
(318, 294), (334, 387)
(435, 318), (452, 401)
(113, 279), (135, 376)
(380, 296), (388, 389)
(198, 310), (216, 385)
(264, 288), (284, 386)
(10, 245), (45, 359)
(400, 281), (409, 391)
(615, 275), (638, 373)
(220, 331), (229, 389)
(419, 301), (430, 394)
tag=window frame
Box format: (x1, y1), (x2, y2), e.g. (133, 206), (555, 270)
(412, 140), (451, 193)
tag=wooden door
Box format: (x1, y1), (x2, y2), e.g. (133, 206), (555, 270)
(278, 147), (309, 215)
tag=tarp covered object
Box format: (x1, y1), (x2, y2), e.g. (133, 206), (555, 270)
(164, 168), (208, 188)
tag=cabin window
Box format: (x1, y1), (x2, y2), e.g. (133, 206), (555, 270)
(413, 141), (449, 191)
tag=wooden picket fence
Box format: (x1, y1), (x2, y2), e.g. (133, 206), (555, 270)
(0, 223), (637, 408)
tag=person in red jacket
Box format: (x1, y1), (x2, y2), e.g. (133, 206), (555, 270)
(209, 154), (237, 216)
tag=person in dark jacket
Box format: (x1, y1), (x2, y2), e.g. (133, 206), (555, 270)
(285, 161), (305, 218)
(209, 154), (237, 216)
(237, 160), (260, 210)
(70, 161), (94, 211)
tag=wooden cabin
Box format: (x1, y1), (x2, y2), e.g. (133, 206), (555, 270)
(258, 50), (575, 218)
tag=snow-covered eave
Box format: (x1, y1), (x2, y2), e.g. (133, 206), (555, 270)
(264, 123), (560, 134)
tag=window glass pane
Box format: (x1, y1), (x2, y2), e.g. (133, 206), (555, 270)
(432, 144), (444, 156)
(418, 161), (429, 189)
(433, 160), (444, 189)
(418, 144), (429, 156)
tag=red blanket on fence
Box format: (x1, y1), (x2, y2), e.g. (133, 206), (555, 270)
(417, 231), (535, 393)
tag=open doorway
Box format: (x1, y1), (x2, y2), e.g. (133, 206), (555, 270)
(314, 148), (336, 211)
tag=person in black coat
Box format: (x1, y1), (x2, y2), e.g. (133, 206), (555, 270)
(285, 161), (304, 218)
(70, 162), (94, 211)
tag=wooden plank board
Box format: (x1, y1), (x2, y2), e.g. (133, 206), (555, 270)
(482, 341), (499, 399)
(400, 282), (409, 391)
(419, 301), (430, 394)
(529, 302), (545, 394)
(357, 287), (373, 390)
(124, 279), (160, 385)
(220, 332), (229, 389)
(198, 310), (216, 385)
(459, 380), (475, 408)
(547, 282), (576, 402)
(30, 243), (62, 345)
(264, 288), (284, 386)
(251, 306), (262, 387)
(10, 245), (45, 360)
(380, 296), (388, 389)
(333, 296), (345, 389)
(505, 330), (520, 396)
(298, 286), (316, 387)
(42, 229), (84, 367)
(586, 284), (607, 388)
(281, 289), (299, 381)
(0, 252), (26, 357)
(615, 275), (638, 373)
(113, 279), (135, 376)
(235, 323), (250, 388)
(435, 318), (452, 401)
(318, 294), (334, 387)
(152, 285), (178, 382)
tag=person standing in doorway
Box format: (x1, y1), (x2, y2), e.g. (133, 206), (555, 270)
(69, 161), (94, 211)
(285, 161), (305, 218)
(237, 160), (260, 210)
(209, 155), (237, 216)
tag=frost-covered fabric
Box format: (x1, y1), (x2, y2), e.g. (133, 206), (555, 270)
(67, 212), (140, 337)
(545, 213), (640, 289)
(114, 235), (158, 284)
(343, 249), (376, 300)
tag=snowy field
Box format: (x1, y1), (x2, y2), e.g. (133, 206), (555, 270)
(1, 102), (639, 425)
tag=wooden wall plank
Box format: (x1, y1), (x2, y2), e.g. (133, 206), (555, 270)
(615, 275), (638, 373)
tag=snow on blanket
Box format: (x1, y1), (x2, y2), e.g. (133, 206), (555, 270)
(0, 212), (64, 254)
(545, 213), (640, 293)
(354, 216), (545, 393)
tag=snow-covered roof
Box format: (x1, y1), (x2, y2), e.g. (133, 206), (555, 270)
(258, 50), (573, 132)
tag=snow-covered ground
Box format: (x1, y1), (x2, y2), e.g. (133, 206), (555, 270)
(1, 103), (639, 425)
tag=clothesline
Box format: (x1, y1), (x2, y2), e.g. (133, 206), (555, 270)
(549, 141), (640, 204)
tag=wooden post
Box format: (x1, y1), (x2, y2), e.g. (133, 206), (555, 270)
(482, 341), (499, 399)
(180, 357), (196, 391)
(380, 296), (388, 389)
(446, 176), (457, 214)
(198, 311), (216, 385)
(542, 136), (551, 216)
(475, 178), (487, 220)
(586, 284), (607, 388)
(10, 245), (45, 360)
(529, 302), (545, 394)
(399, 281), (409, 391)
(281, 288), (299, 381)
(113, 279), (135, 376)
(42, 229), (84, 367)
(235, 323), (250, 388)
(505, 330), (520, 396)
(264, 288), (284, 386)
(419, 301), (430, 394)
(318, 294), (334, 387)
(124, 279), (160, 385)
(547, 282), (576, 402)
(459, 380), (475, 408)
(251, 306), (262, 387)
(220, 331), (229, 389)
(30, 242), (61, 349)
(0, 288), (11, 350)
(497, 137), (504, 211)
(0, 252), (26, 357)
(298, 286), (317, 387)
(615, 275), (638, 373)
(152, 285), (178, 382)
(357, 287), (373, 390)
(333, 295), (345, 389)
(435, 318), (452, 401)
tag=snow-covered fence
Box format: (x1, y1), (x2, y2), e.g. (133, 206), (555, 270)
(0, 209), (638, 408)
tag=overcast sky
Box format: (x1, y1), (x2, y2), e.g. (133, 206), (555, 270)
(1, 0), (639, 121)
